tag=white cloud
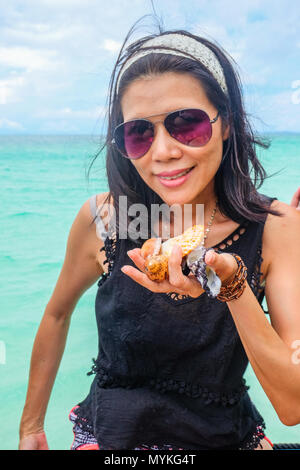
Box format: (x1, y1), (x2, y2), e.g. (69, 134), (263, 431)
(0, 118), (24, 130)
(102, 39), (122, 53)
(0, 76), (25, 104)
(243, 66), (273, 86)
(36, 0), (97, 6)
(0, 47), (59, 72)
(40, 120), (78, 132)
(35, 106), (106, 119)
(254, 90), (300, 132)
(193, 22), (245, 58)
(3, 22), (83, 43)
(1, 0), (300, 132)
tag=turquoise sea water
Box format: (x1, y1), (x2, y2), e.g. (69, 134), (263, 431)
(0, 134), (300, 450)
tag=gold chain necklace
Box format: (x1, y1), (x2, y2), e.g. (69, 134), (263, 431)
(201, 199), (218, 247)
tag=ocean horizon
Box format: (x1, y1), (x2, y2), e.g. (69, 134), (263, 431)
(1, 133), (300, 449)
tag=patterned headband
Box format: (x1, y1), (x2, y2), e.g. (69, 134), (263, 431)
(116, 33), (228, 95)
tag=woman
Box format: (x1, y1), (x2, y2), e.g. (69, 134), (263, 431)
(19, 26), (300, 450)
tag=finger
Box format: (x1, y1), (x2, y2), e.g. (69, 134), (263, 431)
(121, 264), (166, 292)
(205, 250), (238, 283)
(186, 272), (206, 298)
(122, 261), (204, 298)
(168, 245), (204, 297)
(168, 244), (185, 288)
(127, 248), (146, 272)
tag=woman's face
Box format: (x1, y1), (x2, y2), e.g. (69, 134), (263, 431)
(120, 72), (229, 207)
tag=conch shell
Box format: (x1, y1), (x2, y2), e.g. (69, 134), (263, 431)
(186, 245), (222, 298)
(140, 225), (205, 282)
(140, 224), (222, 298)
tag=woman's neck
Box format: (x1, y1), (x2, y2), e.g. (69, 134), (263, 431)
(154, 197), (220, 239)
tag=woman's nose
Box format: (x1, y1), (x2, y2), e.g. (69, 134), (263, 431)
(150, 123), (183, 162)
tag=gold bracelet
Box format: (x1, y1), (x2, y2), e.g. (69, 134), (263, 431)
(217, 254), (248, 302)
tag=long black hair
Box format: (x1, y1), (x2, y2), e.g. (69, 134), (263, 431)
(87, 16), (282, 241)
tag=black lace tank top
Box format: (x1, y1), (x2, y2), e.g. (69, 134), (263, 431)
(73, 195), (277, 450)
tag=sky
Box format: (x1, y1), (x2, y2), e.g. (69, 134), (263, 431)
(1, 0), (300, 135)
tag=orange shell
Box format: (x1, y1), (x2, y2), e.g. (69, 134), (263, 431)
(144, 254), (169, 282)
(141, 224), (204, 282)
(161, 224), (204, 258)
(140, 238), (161, 259)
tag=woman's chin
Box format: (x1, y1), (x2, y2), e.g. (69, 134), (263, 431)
(157, 193), (196, 207)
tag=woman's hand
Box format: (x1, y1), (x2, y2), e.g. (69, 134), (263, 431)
(121, 245), (238, 298)
(18, 431), (49, 450)
(290, 187), (300, 210)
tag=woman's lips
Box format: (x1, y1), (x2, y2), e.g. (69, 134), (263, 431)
(156, 166), (193, 177)
(156, 166), (195, 187)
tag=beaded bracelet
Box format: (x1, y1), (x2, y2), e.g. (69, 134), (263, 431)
(217, 254), (248, 302)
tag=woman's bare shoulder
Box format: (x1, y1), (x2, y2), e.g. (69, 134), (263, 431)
(78, 192), (112, 227)
(78, 192), (109, 226)
(265, 199), (300, 232)
(263, 199), (300, 271)
(95, 191), (111, 207)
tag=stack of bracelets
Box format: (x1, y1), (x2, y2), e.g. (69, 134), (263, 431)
(217, 254), (248, 302)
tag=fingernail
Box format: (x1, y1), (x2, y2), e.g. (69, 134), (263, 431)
(206, 251), (215, 263)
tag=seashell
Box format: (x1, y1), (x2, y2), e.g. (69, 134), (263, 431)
(141, 225), (204, 282)
(140, 225), (222, 297)
(161, 225), (205, 258)
(141, 238), (162, 259)
(144, 254), (169, 281)
(186, 246), (221, 298)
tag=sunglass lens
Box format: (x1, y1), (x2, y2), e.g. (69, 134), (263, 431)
(114, 120), (154, 159)
(165, 109), (212, 147)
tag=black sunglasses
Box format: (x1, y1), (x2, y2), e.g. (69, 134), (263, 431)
(111, 108), (220, 159)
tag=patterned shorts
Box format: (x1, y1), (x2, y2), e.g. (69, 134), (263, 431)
(68, 405), (273, 450)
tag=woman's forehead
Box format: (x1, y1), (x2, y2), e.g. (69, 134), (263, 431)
(120, 72), (212, 121)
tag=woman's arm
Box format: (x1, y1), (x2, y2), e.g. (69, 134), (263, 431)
(209, 201), (300, 426)
(19, 197), (104, 449)
(290, 187), (300, 209)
